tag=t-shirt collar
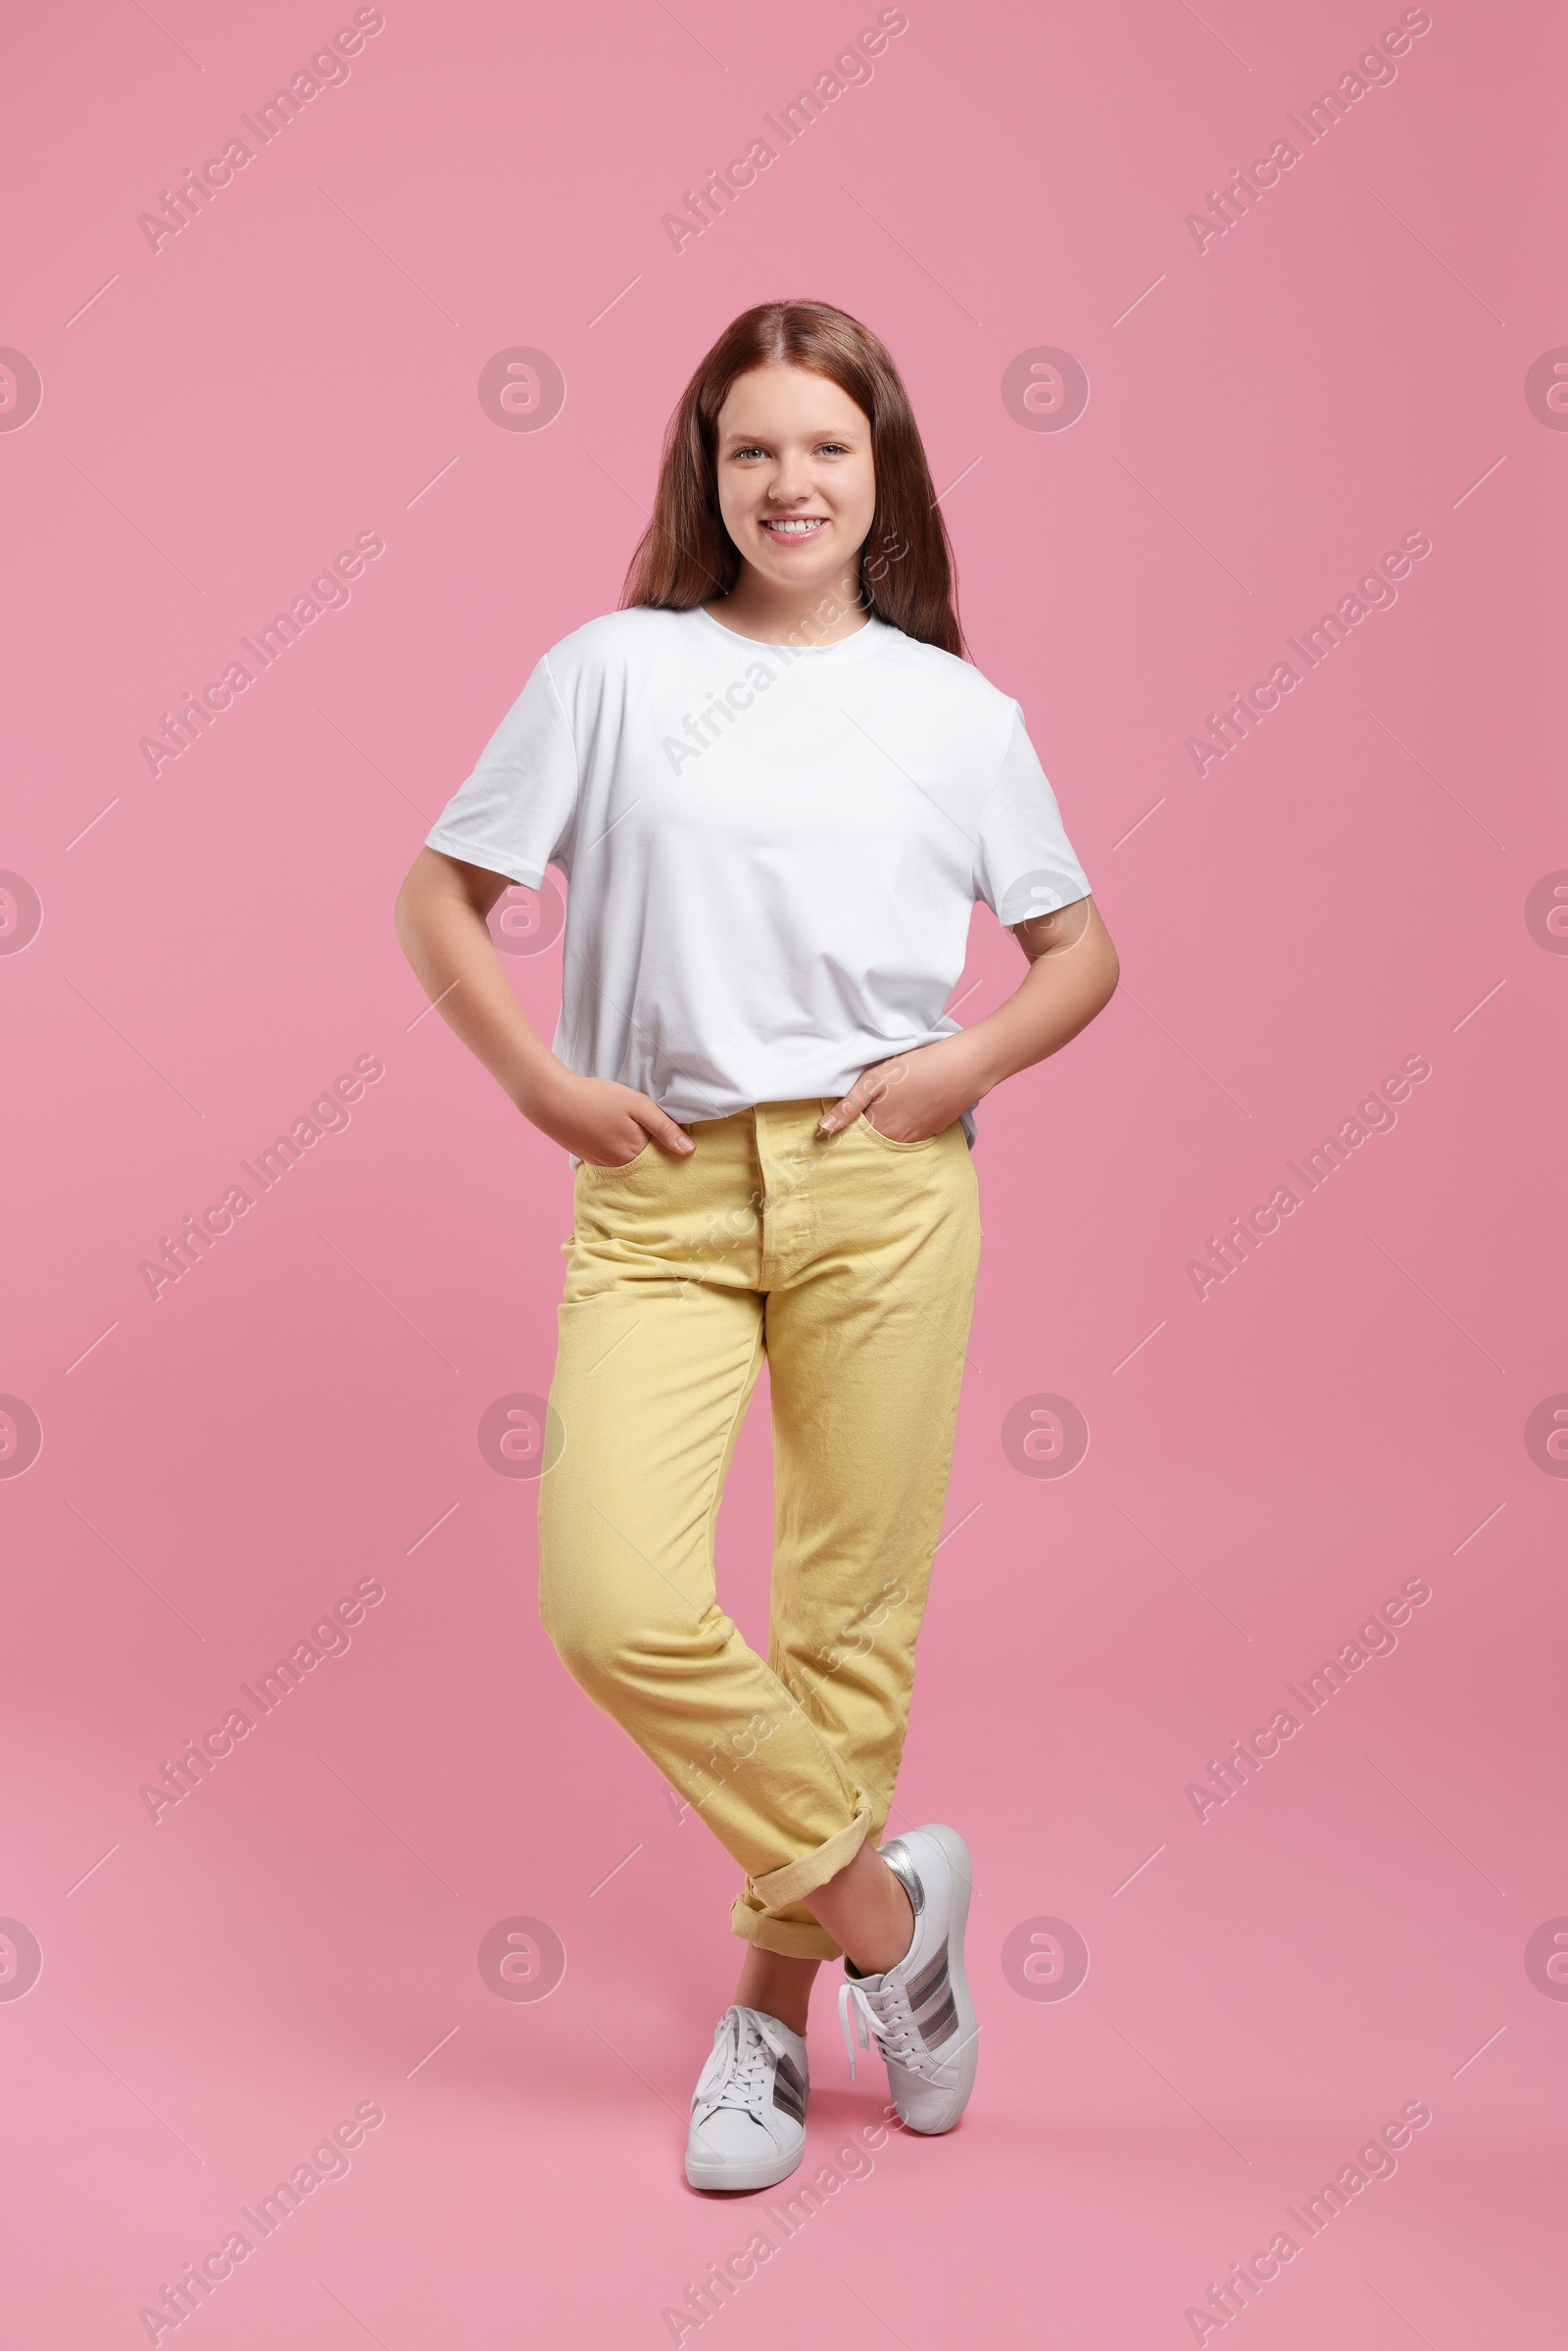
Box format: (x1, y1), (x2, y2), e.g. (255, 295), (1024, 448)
(689, 605), (888, 663)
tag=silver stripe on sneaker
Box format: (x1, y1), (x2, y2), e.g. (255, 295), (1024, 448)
(906, 1949), (949, 2013)
(881, 1839), (924, 1917)
(772, 2051), (807, 2123)
(917, 1988), (958, 2046)
(908, 1950), (957, 2050)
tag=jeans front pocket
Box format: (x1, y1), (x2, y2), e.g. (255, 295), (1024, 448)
(577, 1137), (658, 1179)
(855, 1112), (948, 1154)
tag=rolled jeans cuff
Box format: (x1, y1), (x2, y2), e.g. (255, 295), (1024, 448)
(729, 1900), (845, 1961)
(741, 1790), (873, 1918)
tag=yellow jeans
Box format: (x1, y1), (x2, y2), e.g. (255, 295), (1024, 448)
(537, 1099), (982, 1961)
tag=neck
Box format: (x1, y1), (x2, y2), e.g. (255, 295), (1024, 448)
(706, 561), (870, 647)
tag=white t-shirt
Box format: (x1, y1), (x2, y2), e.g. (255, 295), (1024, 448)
(424, 606), (1092, 1142)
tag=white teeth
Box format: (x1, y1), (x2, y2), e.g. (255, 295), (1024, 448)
(766, 518), (824, 534)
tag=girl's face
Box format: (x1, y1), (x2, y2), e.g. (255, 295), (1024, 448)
(710, 366), (877, 597)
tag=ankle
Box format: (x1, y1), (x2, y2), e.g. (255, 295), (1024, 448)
(733, 1956), (816, 2038)
(883, 1875), (915, 1968)
(847, 1874), (914, 1978)
(763, 2002), (809, 2037)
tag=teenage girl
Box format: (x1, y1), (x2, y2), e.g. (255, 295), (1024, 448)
(395, 300), (1118, 2189)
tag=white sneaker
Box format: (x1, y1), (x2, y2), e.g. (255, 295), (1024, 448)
(685, 2005), (809, 2190)
(838, 1824), (978, 2134)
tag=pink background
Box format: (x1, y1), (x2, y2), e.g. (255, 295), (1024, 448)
(2, 1), (1563, 2342)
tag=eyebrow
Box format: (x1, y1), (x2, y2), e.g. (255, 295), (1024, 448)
(719, 425), (861, 446)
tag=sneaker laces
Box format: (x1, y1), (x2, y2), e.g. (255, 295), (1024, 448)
(838, 1974), (926, 2082)
(692, 2008), (774, 2127)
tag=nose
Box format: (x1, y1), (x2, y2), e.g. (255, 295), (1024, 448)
(767, 455), (813, 506)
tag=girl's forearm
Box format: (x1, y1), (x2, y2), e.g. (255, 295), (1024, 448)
(964, 916), (1120, 1097)
(394, 874), (564, 1118)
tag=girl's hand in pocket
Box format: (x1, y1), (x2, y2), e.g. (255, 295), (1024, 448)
(534, 1072), (693, 1167)
(817, 1033), (984, 1145)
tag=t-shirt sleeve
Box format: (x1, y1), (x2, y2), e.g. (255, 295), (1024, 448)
(422, 653), (579, 888)
(974, 706), (1092, 926)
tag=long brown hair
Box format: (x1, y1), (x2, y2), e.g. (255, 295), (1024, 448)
(621, 300), (965, 658)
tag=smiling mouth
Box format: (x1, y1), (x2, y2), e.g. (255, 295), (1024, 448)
(761, 516), (828, 540)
